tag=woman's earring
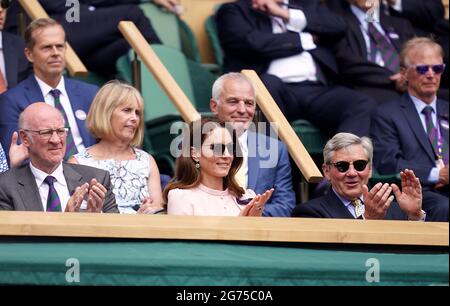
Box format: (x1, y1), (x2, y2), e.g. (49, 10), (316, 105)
(195, 162), (201, 169)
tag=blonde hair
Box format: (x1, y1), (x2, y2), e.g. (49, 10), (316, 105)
(400, 37), (444, 67)
(87, 80), (144, 146)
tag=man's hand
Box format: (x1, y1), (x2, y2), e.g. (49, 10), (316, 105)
(252, 0), (289, 20)
(392, 169), (423, 220)
(153, 0), (183, 15)
(362, 183), (395, 219)
(438, 166), (449, 185)
(85, 179), (106, 213)
(390, 73), (407, 92)
(240, 188), (274, 217)
(9, 132), (29, 167)
(65, 183), (89, 212)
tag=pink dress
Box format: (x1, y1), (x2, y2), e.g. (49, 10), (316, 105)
(167, 184), (256, 216)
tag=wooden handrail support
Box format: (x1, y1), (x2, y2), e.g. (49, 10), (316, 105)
(119, 21), (201, 123)
(0, 212), (448, 246)
(18, 0), (88, 76)
(242, 70), (323, 183)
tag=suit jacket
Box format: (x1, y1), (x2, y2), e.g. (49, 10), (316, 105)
(370, 93), (449, 185)
(247, 131), (296, 217)
(0, 74), (98, 156)
(1, 32), (31, 89)
(291, 189), (406, 220)
(0, 162), (118, 212)
(216, 0), (347, 80)
(327, 0), (415, 88)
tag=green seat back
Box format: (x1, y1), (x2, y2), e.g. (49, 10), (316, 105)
(205, 15), (224, 67)
(291, 119), (328, 155)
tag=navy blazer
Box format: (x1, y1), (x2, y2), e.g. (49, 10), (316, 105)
(292, 189), (407, 220)
(0, 74), (98, 155)
(2, 32), (31, 89)
(327, 0), (415, 88)
(216, 0), (347, 79)
(247, 131), (296, 217)
(371, 93), (449, 185)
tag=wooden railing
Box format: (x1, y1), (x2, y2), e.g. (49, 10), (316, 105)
(18, 0), (88, 76)
(0, 211), (448, 246)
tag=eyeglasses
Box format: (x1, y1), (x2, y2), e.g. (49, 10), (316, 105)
(204, 143), (235, 156)
(328, 160), (369, 173)
(1, 0), (9, 9)
(23, 127), (69, 139)
(409, 64), (446, 75)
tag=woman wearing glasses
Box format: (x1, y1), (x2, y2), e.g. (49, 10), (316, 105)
(164, 117), (273, 216)
(69, 81), (164, 214)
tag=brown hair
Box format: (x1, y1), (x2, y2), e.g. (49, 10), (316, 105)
(163, 116), (244, 204)
(400, 37), (444, 68)
(25, 18), (65, 50)
(86, 80), (144, 147)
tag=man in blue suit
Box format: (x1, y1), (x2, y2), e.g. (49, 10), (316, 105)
(0, 18), (97, 160)
(371, 37), (448, 222)
(292, 132), (425, 221)
(210, 72), (296, 217)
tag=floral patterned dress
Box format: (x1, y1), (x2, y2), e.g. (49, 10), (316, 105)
(73, 148), (150, 214)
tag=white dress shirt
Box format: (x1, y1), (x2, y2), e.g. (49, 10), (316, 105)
(30, 162), (71, 212)
(267, 0), (318, 83)
(34, 75), (86, 152)
(237, 131), (249, 188)
(0, 31), (7, 87)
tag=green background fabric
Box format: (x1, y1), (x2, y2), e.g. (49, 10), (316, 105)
(0, 240), (447, 286)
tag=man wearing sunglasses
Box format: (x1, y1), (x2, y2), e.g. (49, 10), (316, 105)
(371, 37), (448, 222)
(292, 133), (425, 221)
(0, 0), (30, 93)
(210, 73), (296, 217)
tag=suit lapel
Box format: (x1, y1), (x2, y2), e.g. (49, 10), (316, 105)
(345, 9), (368, 59)
(24, 75), (46, 102)
(326, 191), (356, 219)
(16, 165), (44, 211)
(62, 163), (83, 196)
(400, 94), (436, 163)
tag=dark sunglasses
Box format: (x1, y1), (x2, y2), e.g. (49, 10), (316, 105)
(328, 160), (369, 173)
(205, 143), (235, 156)
(411, 64), (446, 75)
(1, 0), (9, 9)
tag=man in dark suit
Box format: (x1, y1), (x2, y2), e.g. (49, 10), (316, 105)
(0, 102), (118, 213)
(216, 0), (377, 137)
(0, 18), (97, 160)
(0, 0), (30, 92)
(371, 37), (448, 222)
(210, 72), (296, 217)
(292, 132), (425, 221)
(327, 0), (415, 103)
(37, 0), (161, 78)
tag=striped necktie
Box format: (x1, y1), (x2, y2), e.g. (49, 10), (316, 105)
(49, 89), (78, 159)
(367, 23), (400, 73)
(351, 199), (364, 219)
(44, 176), (62, 212)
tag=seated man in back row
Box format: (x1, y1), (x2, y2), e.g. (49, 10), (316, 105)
(292, 132), (426, 221)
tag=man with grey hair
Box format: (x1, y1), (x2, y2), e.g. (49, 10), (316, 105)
(210, 72), (296, 217)
(371, 37), (448, 222)
(292, 132), (425, 220)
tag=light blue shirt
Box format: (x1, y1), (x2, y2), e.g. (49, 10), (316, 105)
(410, 94), (440, 183)
(332, 188), (365, 219)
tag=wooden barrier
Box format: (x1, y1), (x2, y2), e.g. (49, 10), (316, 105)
(242, 70), (323, 183)
(18, 0), (88, 76)
(119, 21), (200, 123)
(0, 211), (448, 246)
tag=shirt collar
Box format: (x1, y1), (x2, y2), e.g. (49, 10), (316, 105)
(332, 188), (364, 208)
(410, 94), (437, 115)
(350, 4), (380, 28)
(34, 74), (67, 98)
(29, 162), (66, 188)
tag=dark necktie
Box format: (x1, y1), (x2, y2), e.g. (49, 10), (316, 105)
(367, 23), (400, 73)
(44, 176), (62, 212)
(49, 89), (78, 159)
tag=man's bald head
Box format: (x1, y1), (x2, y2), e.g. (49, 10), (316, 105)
(19, 102), (65, 130)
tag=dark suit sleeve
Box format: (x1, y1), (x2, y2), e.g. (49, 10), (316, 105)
(0, 94), (21, 156)
(99, 170), (119, 213)
(0, 173), (14, 210)
(263, 142), (296, 217)
(291, 202), (321, 218)
(371, 106), (433, 182)
(390, 0), (445, 32)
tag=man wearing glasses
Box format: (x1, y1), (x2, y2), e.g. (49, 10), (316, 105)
(292, 132), (425, 221)
(0, 102), (118, 213)
(371, 37), (448, 222)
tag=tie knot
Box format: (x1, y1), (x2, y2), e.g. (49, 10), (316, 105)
(44, 175), (57, 186)
(422, 106), (434, 116)
(50, 89), (61, 99)
(351, 199), (362, 207)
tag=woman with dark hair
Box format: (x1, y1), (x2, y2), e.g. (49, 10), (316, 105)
(164, 117), (273, 216)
